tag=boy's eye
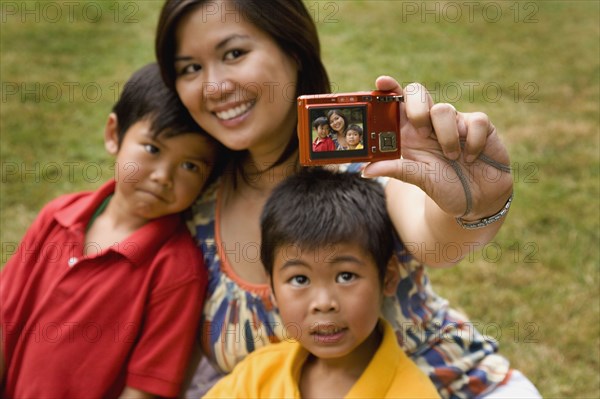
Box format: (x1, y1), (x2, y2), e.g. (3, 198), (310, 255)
(336, 272), (356, 284)
(289, 275), (309, 287)
(144, 144), (159, 154)
(181, 161), (199, 172)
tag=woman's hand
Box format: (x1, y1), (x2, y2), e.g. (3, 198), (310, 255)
(363, 76), (513, 221)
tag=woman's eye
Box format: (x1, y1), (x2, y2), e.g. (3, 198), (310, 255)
(144, 144), (159, 154)
(336, 272), (356, 283)
(289, 275), (309, 287)
(180, 63), (201, 75)
(224, 49), (245, 61)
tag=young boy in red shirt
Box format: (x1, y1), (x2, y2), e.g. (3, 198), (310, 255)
(312, 116), (335, 152)
(0, 63), (220, 398)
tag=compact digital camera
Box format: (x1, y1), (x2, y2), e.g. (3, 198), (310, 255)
(297, 91), (402, 166)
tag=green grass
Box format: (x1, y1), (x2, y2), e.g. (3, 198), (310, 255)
(1, 1), (599, 397)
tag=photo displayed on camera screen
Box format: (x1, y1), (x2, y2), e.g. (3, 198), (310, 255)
(308, 106), (368, 161)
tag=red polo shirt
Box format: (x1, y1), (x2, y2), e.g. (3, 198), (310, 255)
(312, 136), (335, 152)
(1, 180), (206, 398)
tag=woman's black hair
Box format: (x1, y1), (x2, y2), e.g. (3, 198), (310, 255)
(326, 109), (349, 135)
(155, 0), (331, 176)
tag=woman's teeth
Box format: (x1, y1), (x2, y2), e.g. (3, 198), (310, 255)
(215, 102), (253, 120)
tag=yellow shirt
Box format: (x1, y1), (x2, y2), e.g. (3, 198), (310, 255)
(203, 319), (440, 398)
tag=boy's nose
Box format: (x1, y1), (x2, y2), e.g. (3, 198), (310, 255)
(150, 165), (173, 188)
(310, 288), (339, 313)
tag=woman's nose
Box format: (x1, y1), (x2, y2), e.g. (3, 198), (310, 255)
(202, 66), (235, 101)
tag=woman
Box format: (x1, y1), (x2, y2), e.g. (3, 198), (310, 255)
(326, 109), (349, 150)
(155, 1), (540, 397)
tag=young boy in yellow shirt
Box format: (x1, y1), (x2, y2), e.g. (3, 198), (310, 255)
(204, 168), (440, 398)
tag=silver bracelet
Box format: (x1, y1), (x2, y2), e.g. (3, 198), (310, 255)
(456, 192), (513, 229)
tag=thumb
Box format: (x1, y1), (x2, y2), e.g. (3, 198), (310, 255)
(375, 75), (402, 93)
(362, 159), (425, 189)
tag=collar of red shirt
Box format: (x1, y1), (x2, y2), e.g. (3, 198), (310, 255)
(53, 179), (184, 266)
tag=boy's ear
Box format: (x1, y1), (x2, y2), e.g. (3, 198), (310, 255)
(383, 255), (400, 297)
(267, 276), (278, 307)
(104, 113), (120, 155)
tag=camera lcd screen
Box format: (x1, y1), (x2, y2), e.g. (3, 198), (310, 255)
(308, 105), (368, 161)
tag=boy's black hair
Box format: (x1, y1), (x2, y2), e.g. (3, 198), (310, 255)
(112, 62), (227, 186)
(260, 168), (394, 283)
(346, 124), (363, 137)
(112, 62), (204, 145)
(312, 116), (329, 130)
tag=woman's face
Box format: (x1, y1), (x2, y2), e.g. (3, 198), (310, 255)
(174, 0), (299, 154)
(328, 113), (346, 134)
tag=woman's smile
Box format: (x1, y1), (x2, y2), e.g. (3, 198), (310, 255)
(174, 2), (299, 154)
(214, 100), (255, 121)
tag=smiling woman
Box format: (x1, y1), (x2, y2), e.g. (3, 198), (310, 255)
(153, 0), (542, 398)
(173, 10), (299, 153)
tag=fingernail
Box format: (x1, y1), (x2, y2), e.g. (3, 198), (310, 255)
(465, 154), (476, 163)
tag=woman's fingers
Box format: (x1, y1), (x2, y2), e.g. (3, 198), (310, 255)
(430, 103), (460, 160)
(462, 112), (491, 163)
(375, 77), (495, 164)
(403, 83), (434, 137)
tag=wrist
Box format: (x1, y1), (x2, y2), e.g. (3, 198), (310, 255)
(456, 192), (513, 229)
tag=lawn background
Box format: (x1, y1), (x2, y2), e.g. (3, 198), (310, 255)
(1, 1), (598, 397)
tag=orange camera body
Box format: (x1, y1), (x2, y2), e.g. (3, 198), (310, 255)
(297, 91), (402, 166)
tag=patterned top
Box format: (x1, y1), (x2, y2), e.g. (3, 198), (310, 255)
(187, 164), (510, 399)
(331, 135), (347, 150)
